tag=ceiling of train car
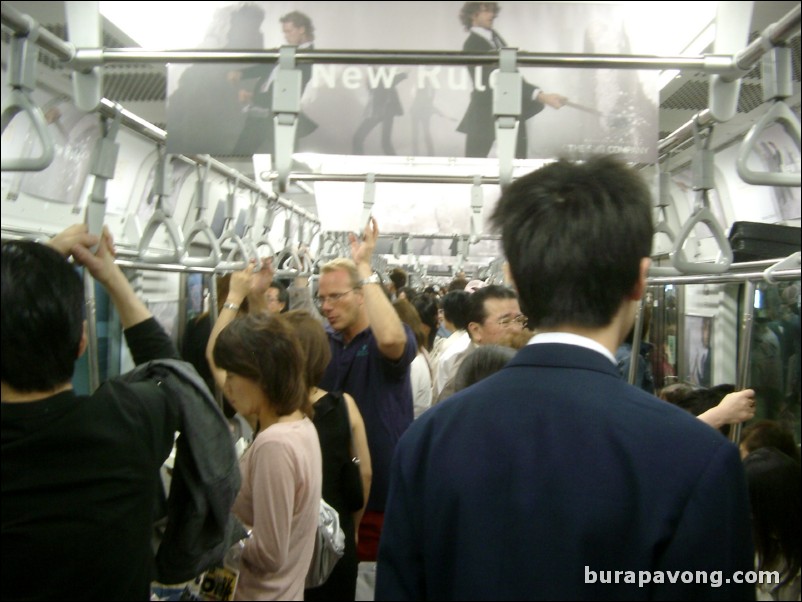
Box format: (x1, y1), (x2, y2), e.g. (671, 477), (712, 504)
(1, 0), (801, 225)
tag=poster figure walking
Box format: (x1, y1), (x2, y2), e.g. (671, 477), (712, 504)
(456, 2), (567, 159)
(410, 86), (454, 157)
(166, 3), (265, 154)
(352, 72), (409, 156)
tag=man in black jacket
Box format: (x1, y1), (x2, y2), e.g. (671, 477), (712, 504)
(1, 225), (239, 599)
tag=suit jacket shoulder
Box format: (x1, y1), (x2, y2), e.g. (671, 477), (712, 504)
(463, 31), (493, 53)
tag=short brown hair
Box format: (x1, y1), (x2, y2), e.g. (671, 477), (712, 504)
(280, 11), (314, 40)
(459, 2), (500, 30)
(389, 267), (408, 290)
(393, 299), (425, 349)
(213, 313), (308, 416)
(283, 310), (331, 387)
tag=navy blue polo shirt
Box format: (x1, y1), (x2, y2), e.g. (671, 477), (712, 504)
(320, 323), (416, 512)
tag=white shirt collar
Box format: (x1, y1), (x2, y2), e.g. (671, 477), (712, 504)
(528, 332), (618, 365)
(470, 26), (495, 44)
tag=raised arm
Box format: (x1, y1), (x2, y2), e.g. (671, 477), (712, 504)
(206, 262), (256, 390)
(54, 225), (151, 329)
(54, 224), (177, 363)
(351, 217), (409, 360)
(289, 273), (327, 326)
(245, 257), (276, 315)
(698, 388), (757, 429)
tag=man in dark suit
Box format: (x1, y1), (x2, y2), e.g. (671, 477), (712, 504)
(231, 11), (317, 156)
(457, 2), (566, 158)
(375, 156), (755, 600)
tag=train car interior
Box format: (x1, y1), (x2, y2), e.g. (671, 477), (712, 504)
(1, 1), (800, 443)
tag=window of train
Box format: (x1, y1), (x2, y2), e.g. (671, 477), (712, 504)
(650, 279), (801, 446)
(746, 279), (801, 444)
(647, 285), (679, 391)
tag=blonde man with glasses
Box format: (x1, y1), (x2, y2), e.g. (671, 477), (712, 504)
(315, 217), (417, 599)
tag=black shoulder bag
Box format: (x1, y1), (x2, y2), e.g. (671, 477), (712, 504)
(335, 392), (365, 513)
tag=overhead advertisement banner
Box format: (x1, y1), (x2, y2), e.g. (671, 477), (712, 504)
(166, 1), (659, 163)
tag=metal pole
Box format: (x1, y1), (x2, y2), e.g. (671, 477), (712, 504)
(731, 281), (757, 444)
(96, 48), (709, 71)
(627, 297), (647, 385)
(83, 270), (101, 392)
(648, 269), (801, 286)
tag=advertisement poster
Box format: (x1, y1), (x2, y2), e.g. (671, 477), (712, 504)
(166, 1), (659, 162)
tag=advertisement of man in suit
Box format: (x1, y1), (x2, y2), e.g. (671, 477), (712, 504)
(230, 10), (318, 156)
(166, 2), (265, 154)
(456, 2), (567, 159)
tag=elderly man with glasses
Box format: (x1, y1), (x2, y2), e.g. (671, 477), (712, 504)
(314, 217), (417, 599)
(435, 284), (526, 402)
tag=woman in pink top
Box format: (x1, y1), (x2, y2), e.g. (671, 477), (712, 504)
(210, 306), (322, 601)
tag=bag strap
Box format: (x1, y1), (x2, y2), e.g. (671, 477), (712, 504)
(333, 391), (353, 448)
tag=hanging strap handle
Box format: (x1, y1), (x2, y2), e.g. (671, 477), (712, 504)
(1, 26), (55, 171)
(217, 176), (253, 271)
(182, 160), (222, 268)
(736, 47), (800, 187)
(138, 148), (185, 263)
(669, 122), (733, 274)
(493, 48), (521, 190)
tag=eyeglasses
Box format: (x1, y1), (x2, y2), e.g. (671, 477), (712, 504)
(497, 314), (528, 328)
(314, 289), (355, 309)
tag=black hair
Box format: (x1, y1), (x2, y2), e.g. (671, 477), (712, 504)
(491, 156), (653, 330)
(397, 286), (418, 302)
(269, 280), (290, 313)
(441, 290), (471, 330)
(743, 447), (801, 588)
(741, 420), (801, 464)
(412, 293), (440, 351)
(465, 284), (518, 328)
(670, 383), (736, 437)
(280, 11), (315, 41)
(1, 240), (85, 392)
(459, 2), (500, 30)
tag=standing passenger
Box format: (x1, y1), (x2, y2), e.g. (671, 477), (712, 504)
(742, 447), (801, 601)
(316, 217), (417, 598)
(436, 284), (525, 402)
(2, 224), (239, 600)
(207, 269), (322, 601)
(376, 156), (755, 600)
(393, 299), (434, 418)
(431, 290), (471, 397)
(284, 310), (372, 601)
